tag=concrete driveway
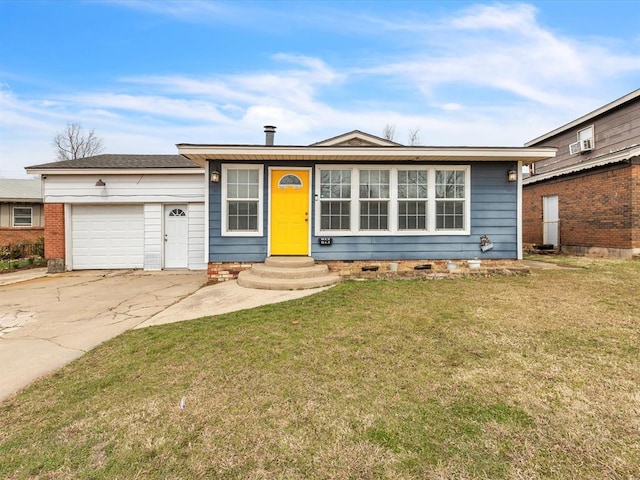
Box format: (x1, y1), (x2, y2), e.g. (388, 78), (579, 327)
(0, 269), (208, 401)
(0, 269), (329, 402)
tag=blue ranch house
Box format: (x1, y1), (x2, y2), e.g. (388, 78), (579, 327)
(178, 128), (556, 284)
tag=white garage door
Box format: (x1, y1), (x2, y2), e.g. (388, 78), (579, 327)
(71, 205), (144, 269)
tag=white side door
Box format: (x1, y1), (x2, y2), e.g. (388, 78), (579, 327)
(164, 205), (188, 269)
(543, 195), (559, 247)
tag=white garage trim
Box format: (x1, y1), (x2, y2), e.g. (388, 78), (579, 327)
(70, 205), (144, 269)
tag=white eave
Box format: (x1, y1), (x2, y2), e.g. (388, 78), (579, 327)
(524, 145), (640, 185)
(24, 168), (205, 176)
(177, 145), (557, 165)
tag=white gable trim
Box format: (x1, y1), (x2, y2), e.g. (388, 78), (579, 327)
(312, 131), (399, 146)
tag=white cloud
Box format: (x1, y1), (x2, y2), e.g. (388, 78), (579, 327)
(2, 2), (640, 177)
(450, 3), (539, 31)
(357, 3), (639, 109)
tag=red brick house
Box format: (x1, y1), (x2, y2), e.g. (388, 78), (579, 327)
(523, 89), (640, 258)
(0, 179), (44, 245)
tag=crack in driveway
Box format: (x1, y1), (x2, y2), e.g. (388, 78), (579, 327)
(0, 269), (208, 401)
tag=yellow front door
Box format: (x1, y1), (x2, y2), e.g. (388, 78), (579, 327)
(270, 169), (310, 255)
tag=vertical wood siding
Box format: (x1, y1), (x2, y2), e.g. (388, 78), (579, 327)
(143, 203), (162, 270)
(188, 203), (206, 270)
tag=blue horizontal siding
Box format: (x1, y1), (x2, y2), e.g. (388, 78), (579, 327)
(209, 161), (518, 262)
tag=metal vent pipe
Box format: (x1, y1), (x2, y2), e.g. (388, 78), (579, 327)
(264, 125), (276, 146)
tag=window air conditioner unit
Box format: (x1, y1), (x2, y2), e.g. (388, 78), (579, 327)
(569, 142), (580, 155)
(580, 138), (593, 152)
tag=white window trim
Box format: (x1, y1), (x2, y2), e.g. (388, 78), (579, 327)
(314, 165), (470, 236)
(221, 164), (264, 237)
(12, 206), (33, 227)
(577, 125), (594, 142)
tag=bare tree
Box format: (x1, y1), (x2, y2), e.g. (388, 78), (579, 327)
(408, 128), (421, 146)
(52, 122), (105, 161)
(382, 123), (396, 141)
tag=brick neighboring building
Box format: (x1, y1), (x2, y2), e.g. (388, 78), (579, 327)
(0, 179), (44, 246)
(523, 89), (640, 259)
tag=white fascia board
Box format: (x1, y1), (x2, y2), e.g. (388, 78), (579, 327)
(178, 145), (557, 162)
(24, 168), (205, 175)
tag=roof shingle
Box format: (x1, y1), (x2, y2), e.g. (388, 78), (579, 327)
(26, 154), (199, 170)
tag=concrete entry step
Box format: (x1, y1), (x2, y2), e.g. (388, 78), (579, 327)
(264, 256), (316, 268)
(238, 256), (341, 290)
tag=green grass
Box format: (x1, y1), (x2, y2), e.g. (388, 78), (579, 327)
(1, 257), (639, 479)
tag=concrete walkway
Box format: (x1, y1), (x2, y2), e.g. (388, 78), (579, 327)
(0, 269), (327, 401)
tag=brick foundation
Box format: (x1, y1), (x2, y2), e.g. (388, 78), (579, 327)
(44, 203), (65, 271)
(206, 258), (528, 283)
(207, 262), (254, 283)
(318, 259), (528, 279)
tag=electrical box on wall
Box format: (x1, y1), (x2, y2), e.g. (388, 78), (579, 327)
(319, 237), (332, 246)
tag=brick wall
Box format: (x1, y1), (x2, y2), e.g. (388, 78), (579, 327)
(523, 163), (640, 254)
(44, 203), (65, 260)
(0, 227), (44, 245)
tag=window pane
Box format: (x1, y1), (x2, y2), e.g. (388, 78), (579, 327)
(360, 170), (389, 200)
(227, 185), (238, 199)
(228, 201), (259, 232)
(227, 168), (259, 200)
(436, 201), (464, 230)
(13, 207), (32, 226)
(320, 201), (350, 230)
(398, 201), (426, 230)
(248, 185), (259, 198)
(398, 169), (428, 199)
(320, 169), (351, 199)
(436, 170), (465, 199)
(360, 201), (388, 230)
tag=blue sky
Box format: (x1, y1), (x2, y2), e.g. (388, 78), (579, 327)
(1, 0), (639, 178)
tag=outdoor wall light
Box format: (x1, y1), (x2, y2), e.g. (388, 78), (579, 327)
(95, 179), (106, 187)
(507, 169), (518, 182)
(210, 170), (221, 183)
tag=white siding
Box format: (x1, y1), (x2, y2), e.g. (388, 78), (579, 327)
(144, 203), (162, 270)
(49, 173), (206, 271)
(43, 174), (205, 204)
(188, 203), (206, 270)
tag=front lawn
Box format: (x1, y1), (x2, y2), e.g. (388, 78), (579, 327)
(1, 258), (639, 479)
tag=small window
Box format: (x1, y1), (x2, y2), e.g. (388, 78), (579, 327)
(169, 208), (186, 217)
(278, 174), (303, 189)
(13, 207), (32, 227)
(577, 125), (594, 151)
(222, 166), (263, 236)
